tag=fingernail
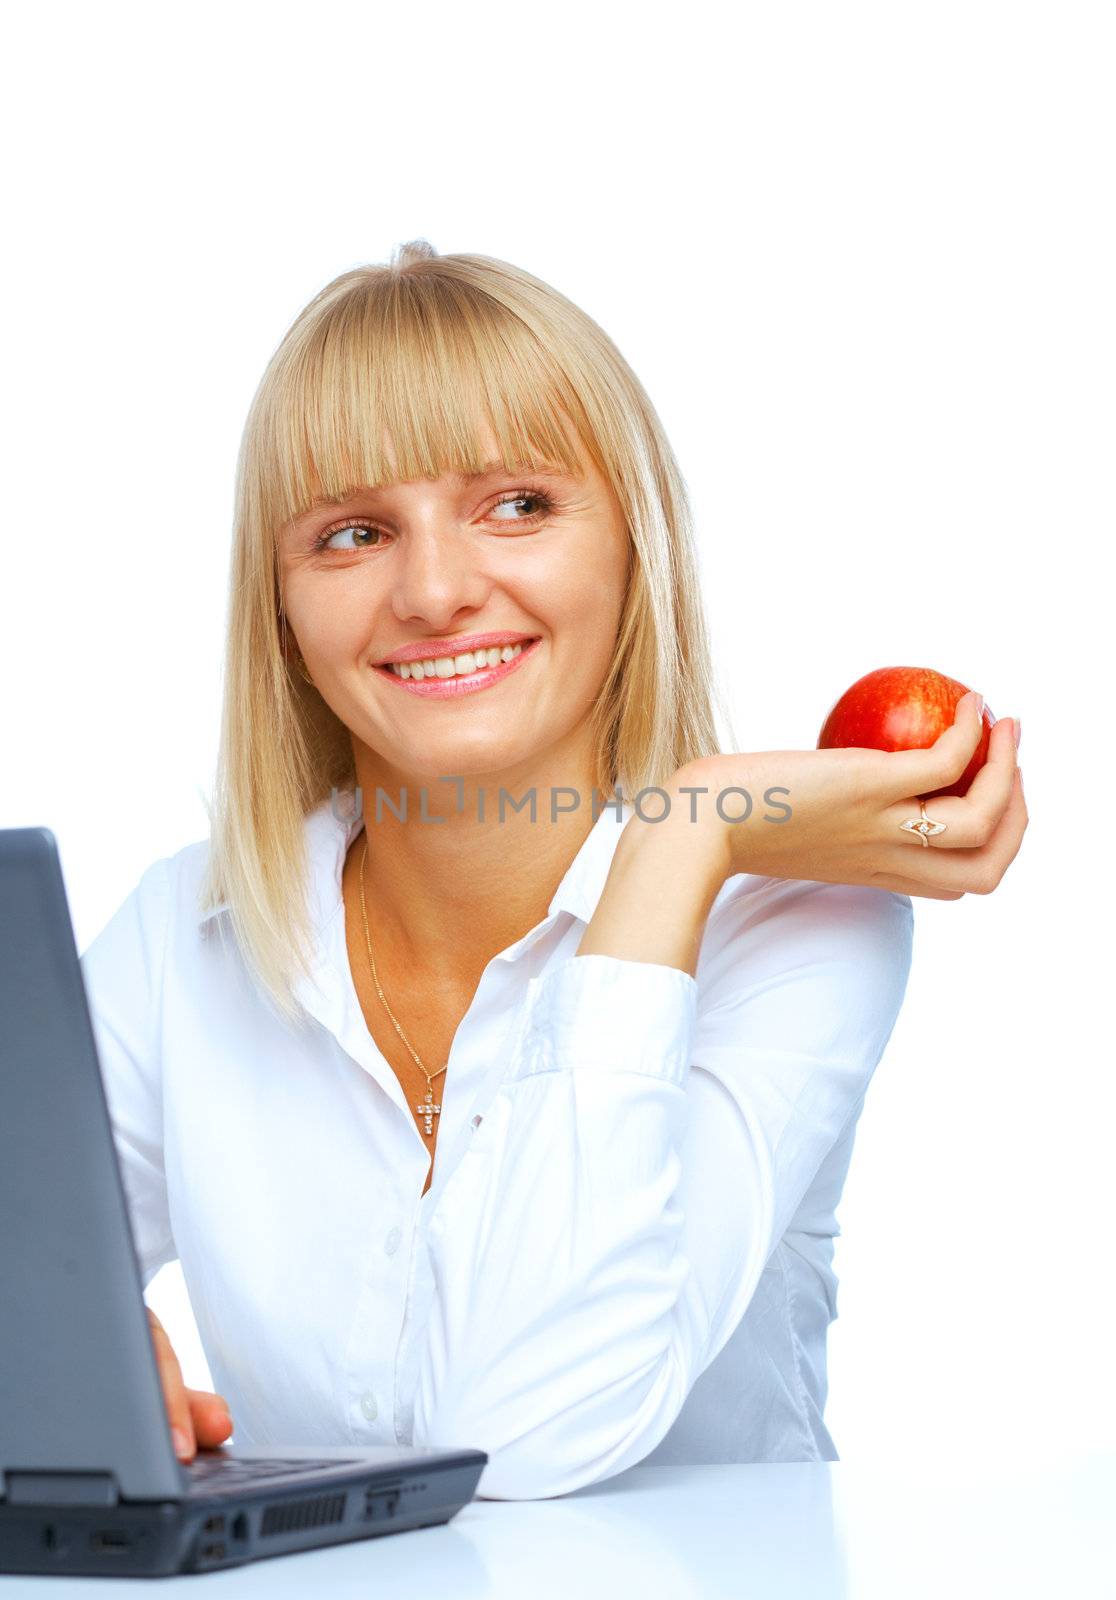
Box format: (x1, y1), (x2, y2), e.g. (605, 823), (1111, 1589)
(1013, 718), (1021, 749)
(172, 1426), (192, 1460)
(974, 694), (984, 720)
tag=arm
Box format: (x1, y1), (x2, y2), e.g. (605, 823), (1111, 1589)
(410, 786), (914, 1499)
(572, 792), (731, 975)
(80, 856), (235, 1458)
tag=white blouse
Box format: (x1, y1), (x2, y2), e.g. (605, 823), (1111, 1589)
(78, 789), (914, 1501)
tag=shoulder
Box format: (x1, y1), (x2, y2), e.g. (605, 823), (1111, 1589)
(80, 835), (214, 966)
(145, 835), (217, 925)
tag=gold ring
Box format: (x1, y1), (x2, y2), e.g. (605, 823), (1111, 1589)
(899, 798), (947, 846)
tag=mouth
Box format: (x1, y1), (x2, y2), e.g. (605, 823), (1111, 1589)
(375, 634), (539, 669)
(373, 637), (542, 697)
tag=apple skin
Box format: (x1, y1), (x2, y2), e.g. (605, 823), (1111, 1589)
(817, 666), (996, 800)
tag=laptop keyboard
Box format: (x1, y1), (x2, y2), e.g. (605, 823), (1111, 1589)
(184, 1453), (364, 1490)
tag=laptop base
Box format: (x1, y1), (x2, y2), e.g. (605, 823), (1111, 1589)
(0, 1454), (484, 1576)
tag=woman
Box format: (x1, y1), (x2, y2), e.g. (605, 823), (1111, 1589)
(80, 239), (1026, 1502)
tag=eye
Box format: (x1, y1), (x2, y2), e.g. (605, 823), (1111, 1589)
(311, 520), (386, 554)
(310, 487), (559, 553)
(487, 489), (557, 522)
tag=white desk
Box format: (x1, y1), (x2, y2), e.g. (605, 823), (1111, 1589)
(2, 1452), (1113, 1596)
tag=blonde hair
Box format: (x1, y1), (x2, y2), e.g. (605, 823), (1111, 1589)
(199, 239), (738, 1024)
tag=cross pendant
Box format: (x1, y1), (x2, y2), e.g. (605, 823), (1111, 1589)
(414, 1087), (442, 1137)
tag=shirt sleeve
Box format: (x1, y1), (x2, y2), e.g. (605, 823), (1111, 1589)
(411, 880), (914, 1500)
(78, 855), (177, 1292)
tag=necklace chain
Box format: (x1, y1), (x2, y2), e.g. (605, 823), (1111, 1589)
(358, 834), (446, 1138)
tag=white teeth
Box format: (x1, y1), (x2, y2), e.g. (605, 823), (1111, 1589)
(390, 641), (528, 680)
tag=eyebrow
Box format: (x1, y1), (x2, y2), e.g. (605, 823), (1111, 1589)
(302, 461), (574, 515)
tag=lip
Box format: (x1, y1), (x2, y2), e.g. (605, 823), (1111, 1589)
(376, 631), (539, 666)
(373, 637), (542, 698)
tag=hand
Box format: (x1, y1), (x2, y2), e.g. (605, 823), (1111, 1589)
(146, 1307), (234, 1462)
(680, 691), (1026, 901)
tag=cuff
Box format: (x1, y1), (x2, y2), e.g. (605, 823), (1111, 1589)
(506, 953), (698, 1086)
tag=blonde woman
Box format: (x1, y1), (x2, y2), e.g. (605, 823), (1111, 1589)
(81, 240), (1027, 1502)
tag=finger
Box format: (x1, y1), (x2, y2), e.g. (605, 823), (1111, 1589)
(186, 1388), (235, 1448)
(880, 712), (1018, 850)
(945, 706), (1018, 818)
(146, 1310), (195, 1460)
(879, 690), (996, 805)
(876, 769), (1027, 895)
(969, 764), (1029, 887)
(941, 766), (1028, 893)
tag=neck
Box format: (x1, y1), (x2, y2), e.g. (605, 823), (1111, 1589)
(344, 738), (614, 990)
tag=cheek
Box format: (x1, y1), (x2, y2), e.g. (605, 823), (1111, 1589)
(533, 535), (628, 627)
(284, 581), (372, 654)
(549, 579), (627, 696)
(578, 554), (629, 650)
(548, 581), (621, 656)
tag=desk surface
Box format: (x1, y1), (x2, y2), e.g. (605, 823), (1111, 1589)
(2, 1451), (1113, 1597)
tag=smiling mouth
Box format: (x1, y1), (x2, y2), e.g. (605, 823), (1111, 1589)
(377, 639), (539, 681)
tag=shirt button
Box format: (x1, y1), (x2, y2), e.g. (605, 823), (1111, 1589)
(384, 1226), (402, 1256)
(360, 1390), (378, 1422)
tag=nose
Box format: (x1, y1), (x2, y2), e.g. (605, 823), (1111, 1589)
(388, 524), (493, 631)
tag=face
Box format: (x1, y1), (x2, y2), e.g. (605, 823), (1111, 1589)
(277, 423), (631, 799)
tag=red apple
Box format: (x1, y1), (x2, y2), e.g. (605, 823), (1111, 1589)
(817, 666), (996, 800)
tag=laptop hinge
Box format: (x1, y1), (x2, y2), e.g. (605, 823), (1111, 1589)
(2, 1469), (120, 1507)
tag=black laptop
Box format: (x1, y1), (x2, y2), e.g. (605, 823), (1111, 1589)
(0, 827), (487, 1578)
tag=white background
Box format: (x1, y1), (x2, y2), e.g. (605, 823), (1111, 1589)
(2, 1), (1112, 1468)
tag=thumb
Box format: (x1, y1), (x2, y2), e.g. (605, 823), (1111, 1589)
(945, 688), (985, 741)
(883, 689), (984, 801)
(924, 687), (986, 784)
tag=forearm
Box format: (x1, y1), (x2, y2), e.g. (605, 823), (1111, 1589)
(575, 789), (730, 978)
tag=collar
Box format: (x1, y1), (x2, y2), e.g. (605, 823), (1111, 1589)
(197, 786), (637, 932)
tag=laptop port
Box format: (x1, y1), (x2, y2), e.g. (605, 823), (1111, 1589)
(364, 1486), (401, 1521)
(231, 1512), (249, 1541)
(90, 1530), (131, 1552)
(201, 1541), (227, 1561)
(202, 1513), (226, 1534)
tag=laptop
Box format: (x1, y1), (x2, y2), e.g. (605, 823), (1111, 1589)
(0, 826), (488, 1578)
